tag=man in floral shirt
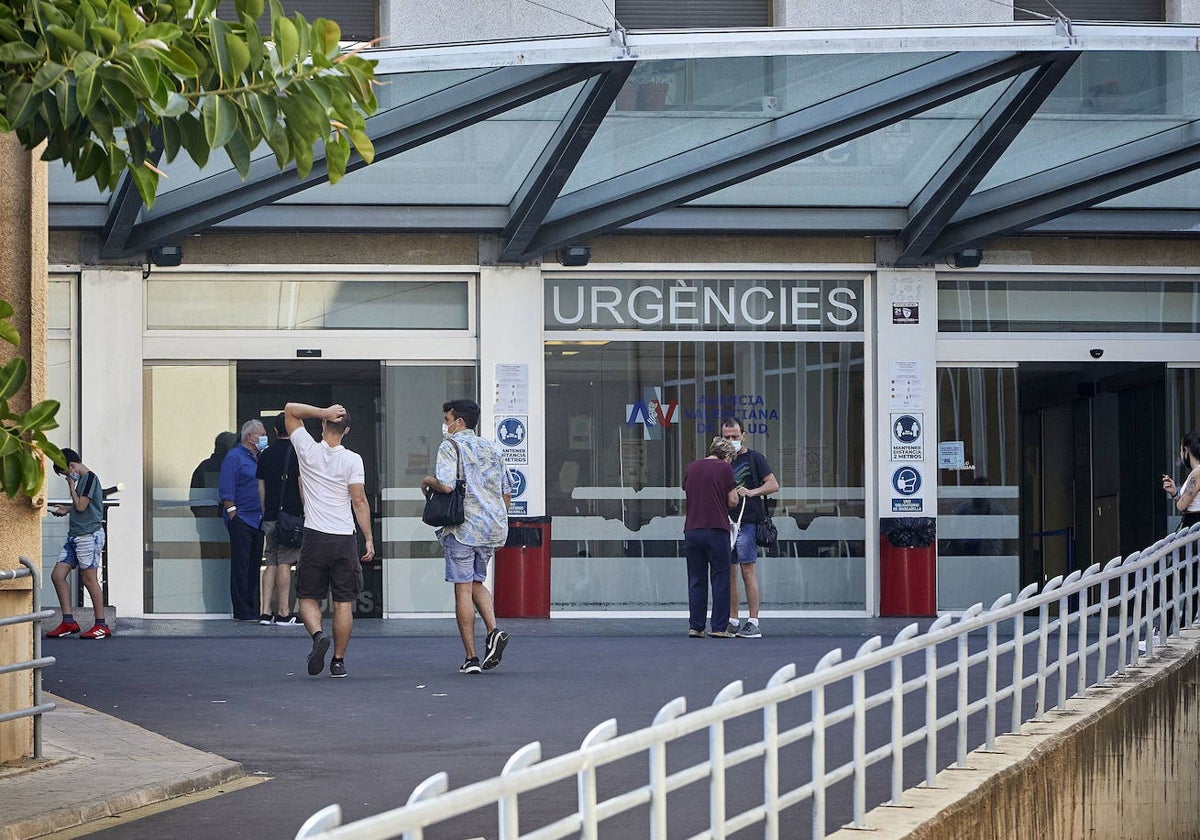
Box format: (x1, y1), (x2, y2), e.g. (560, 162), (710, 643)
(422, 399), (513, 674)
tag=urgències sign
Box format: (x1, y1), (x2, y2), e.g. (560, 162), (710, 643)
(545, 277), (863, 331)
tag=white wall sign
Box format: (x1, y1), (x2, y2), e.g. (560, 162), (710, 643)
(888, 360), (925, 409)
(938, 441), (966, 470)
(494, 363), (529, 413)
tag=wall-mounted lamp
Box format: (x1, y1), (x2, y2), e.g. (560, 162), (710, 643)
(950, 248), (983, 269)
(143, 244), (184, 278)
(557, 245), (591, 267)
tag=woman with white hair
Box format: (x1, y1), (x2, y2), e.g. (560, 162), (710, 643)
(682, 437), (740, 638)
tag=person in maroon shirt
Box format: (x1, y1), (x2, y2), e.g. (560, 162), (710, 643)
(682, 437), (740, 638)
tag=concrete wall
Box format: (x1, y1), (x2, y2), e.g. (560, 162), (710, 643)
(1166, 0), (1200, 22)
(774, 0), (1012, 27)
(830, 632), (1200, 840)
(0, 134), (49, 763)
(382, 0), (612, 47)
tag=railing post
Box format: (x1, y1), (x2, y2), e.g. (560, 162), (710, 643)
(851, 637), (882, 827)
(1009, 583), (1037, 735)
(888, 624), (920, 806)
(764, 665), (795, 840)
(400, 773), (450, 840)
(1056, 571), (1082, 711)
(649, 698), (686, 840)
(955, 605), (983, 767)
(578, 720), (618, 840)
(21, 557), (46, 759)
(498, 742), (541, 840)
(984, 595), (1011, 751)
(708, 681), (743, 840)
(1077, 564), (1099, 698)
(923, 615), (953, 787)
(1120, 552), (1139, 674)
(811, 649), (842, 838)
(1034, 576), (1062, 721)
(1096, 557), (1121, 685)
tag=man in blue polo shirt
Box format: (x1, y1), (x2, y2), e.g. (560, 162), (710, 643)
(219, 419), (267, 621)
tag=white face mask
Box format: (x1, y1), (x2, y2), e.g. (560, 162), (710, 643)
(730, 440), (743, 452)
(441, 423), (450, 437)
(256, 435), (269, 452)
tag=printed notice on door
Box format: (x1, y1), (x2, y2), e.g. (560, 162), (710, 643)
(889, 360), (925, 409)
(494, 363), (529, 413)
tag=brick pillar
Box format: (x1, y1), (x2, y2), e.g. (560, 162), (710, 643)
(0, 133), (49, 762)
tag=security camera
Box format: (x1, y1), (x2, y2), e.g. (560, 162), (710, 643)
(1090, 348), (1104, 359)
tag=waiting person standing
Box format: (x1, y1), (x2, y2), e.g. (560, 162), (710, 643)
(256, 412), (303, 625)
(420, 399), (512, 675)
(1162, 430), (1200, 529)
(284, 403), (374, 678)
(46, 449), (112, 639)
(219, 419), (267, 621)
(682, 437), (740, 639)
(721, 418), (780, 638)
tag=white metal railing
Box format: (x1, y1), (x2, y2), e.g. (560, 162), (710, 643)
(0, 557), (57, 758)
(295, 525), (1200, 840)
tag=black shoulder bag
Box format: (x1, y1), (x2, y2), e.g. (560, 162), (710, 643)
(274, 447), (305, 547)
(751, 452), (779, 550)
(422, 438), (466, 527)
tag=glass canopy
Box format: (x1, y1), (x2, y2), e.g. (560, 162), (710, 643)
(48, 22), (1200, 266)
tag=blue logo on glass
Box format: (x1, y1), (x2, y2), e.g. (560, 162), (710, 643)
(892, 467), (921, 496)
(497, 418), (526, 447)
(508, 468), (527, 498)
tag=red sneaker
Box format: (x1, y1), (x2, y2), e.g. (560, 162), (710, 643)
(80, 624), (112, 640)
(46, 620), (81, 638)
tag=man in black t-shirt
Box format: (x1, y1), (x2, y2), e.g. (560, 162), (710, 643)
(256, 413), (304, 625)
(721, 419), (780, 639)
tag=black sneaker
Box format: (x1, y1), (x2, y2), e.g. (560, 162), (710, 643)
(482, 629), (509, 671)
(459, 657), (482, 675)
(329, 660), (347, 678)
(277, 614), (302, 625)
(307, 634), (330, 676)
(258, 613), (274, 626)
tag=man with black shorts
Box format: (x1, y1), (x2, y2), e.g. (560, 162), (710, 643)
(284, 402), (375, 678)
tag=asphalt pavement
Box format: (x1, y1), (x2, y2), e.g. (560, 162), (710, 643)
(6, 615), (973, 840)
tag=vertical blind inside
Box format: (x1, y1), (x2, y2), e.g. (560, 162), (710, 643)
(216, 1), (377, 41)
(615, 0), (769, 29)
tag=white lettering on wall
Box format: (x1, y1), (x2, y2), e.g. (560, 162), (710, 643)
(547, 281), (862, 329)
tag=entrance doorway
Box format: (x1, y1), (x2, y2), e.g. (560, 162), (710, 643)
(237, 360), (383, 618)
(1019, 363), (1166, 589)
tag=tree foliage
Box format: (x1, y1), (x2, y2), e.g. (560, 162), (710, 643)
(0, 299), (63, 499)
(0, 0), (379, 207)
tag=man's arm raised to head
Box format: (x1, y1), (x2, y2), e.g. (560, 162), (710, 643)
(284, 403), (346, 437)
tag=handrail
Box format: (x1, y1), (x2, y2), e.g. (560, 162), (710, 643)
(296, 525), (1200, 840)
(0, 557), (57, 758)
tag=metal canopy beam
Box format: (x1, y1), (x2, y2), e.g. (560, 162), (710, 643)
(100, 130), (163, 258)
(895, 54), (1076, 266)
(111, 62), (620, 258)
(515, 50), (1060, 260)
(498, 63), (633, 262)
(925, 121), (1200, 257)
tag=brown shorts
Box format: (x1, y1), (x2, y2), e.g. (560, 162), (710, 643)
(295, 529), (361, 603)
(262, 520), (302, 568)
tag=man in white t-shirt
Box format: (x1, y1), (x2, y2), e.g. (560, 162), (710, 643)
(284, 402), (375, 679)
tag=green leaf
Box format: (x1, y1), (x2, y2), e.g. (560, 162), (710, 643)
(22, 450), (45, 497)
(38, 438), (65, 474)
(2, 452), (22, 499)
(157, 45), (198, 78)
(18, 399), (59, 432)
(225, 128), (250, 177)
(31, 61), (68, 95)
(90, 25), (121, 49)
(0, 300), (13, 319)
(208, 17), (233, 84)
(5, 81), (36, 129)
(177, 112), (210, 168)
(273, 15), (298, 69)
(235, 0), (265, 22)
(73, 51), (102, 114)
(85, 102), (114, 144)
(347, 128), (373, 164)
(241, 12), (264, 67)
(201, 94), (237, 148)
(161, 116), (181, 161)
(53, 76), (78, 130)
(225, 32), (250, 80)
(0, 357), (27, 401)
(75, 140), (105, 181)
(156, 91), (188, 119)
(0, 430), (17, 457)
(326, 132), (349, 184)
(311, 19), (341, 56)
(0, 319), (18, 348)
(141, 22), (183, 43)
(129, 161), (159, 208)
(0, 41), (42, 64)
(100, 73), (138, 122)
(47, 24), (86, 51)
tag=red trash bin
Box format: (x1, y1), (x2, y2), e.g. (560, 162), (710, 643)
(494, 517), (552, 618)
(879, 518), (937, 617)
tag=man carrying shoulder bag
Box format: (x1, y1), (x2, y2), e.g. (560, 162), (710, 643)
(257, 412), (304, 626)
(721, 418), (780, 639)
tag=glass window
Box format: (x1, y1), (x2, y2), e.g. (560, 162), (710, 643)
(146, 275), (470, 330)
(939, 277), (1200, 333)
(143, 363), (237, 614)
(545, 339), (866, 611)
(380, 363), (478, 614)
(936, 367), (1021, 610)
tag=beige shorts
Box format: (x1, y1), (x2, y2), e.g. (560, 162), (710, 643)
(262, 520), (301, 568)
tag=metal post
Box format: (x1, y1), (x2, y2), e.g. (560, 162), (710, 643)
(763, 665), (794, 840)
(649, 698), (685, 840)
(955, 605), (981, 767)
(889, 624), (919, 805)
(851, 638), (881, 826)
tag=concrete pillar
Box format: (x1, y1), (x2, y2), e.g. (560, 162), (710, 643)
(1166, 0), (1200, 22)
(0, 134), (48, 762)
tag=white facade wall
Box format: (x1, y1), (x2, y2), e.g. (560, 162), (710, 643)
(381, 0), (612, 47)
(1167, 0), (1200, 21)
(774, 0), (1011, 27)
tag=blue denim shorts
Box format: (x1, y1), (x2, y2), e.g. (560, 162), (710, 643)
(442, 533), (494, 584)
(731, 523), (758, 565)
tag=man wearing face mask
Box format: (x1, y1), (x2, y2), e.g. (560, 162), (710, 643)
(45, 449), (111, 639)
(720, 418), (780, 639)
(219, 419), (268, 621)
